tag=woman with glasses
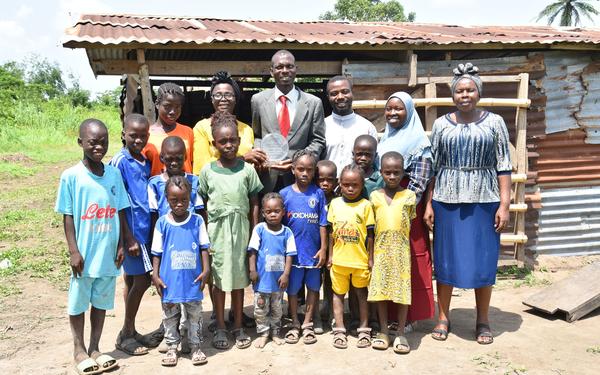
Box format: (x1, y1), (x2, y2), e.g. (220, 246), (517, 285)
(193, 71), (267, 174)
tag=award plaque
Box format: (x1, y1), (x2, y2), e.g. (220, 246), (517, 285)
(261, 133), (289, 164)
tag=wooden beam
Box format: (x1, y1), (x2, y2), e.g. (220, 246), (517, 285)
(95, 59), (342, 76)
(136, 49), (156, 124)
(353, 74), (525, 86)
(407, 50), (417, 87)
(353, 97), (531, 109)
(513, 72), (530, 263)
(424, 83), (437, 131)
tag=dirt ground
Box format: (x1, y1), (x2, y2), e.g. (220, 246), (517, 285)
(1, 266), (599, 375)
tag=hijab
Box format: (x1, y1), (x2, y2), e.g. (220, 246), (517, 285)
(377, 91), (432, 169)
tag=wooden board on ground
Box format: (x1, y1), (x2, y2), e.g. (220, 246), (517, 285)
(522, 262), (600, 322)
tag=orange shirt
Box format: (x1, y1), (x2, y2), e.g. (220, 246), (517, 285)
(142, 123), (194, 176)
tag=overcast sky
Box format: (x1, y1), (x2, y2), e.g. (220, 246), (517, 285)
(1, 0), (598, 95)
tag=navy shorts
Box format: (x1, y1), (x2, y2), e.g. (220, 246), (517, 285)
(122, 243), (152, 275)
(287, 267), (321, 295)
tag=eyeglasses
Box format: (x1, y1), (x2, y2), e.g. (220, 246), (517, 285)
(212, 92), (235, 101)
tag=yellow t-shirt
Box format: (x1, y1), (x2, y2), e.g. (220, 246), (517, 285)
(327, 197), (375, 269)
(192, 118), (255, 175)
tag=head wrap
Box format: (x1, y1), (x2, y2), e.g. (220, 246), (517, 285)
(377, 92), (432, 169)
(451, 63), (482, 95)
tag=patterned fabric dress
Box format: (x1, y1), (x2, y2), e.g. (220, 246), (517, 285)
(367, 189), (416, 304)
(431, 111), (512, 288)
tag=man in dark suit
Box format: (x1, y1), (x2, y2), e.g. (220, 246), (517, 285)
(251, 50), (326, 192)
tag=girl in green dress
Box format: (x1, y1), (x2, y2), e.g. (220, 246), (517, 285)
(198, 112), (263, 350)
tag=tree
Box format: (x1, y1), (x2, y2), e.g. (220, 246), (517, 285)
(320, 0), (415, 22)
(536, 0), (599, 26)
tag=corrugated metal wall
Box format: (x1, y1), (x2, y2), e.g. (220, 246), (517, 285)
(530, 186), (600, 256)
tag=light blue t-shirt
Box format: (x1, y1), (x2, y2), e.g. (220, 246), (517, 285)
(109, 148), (151, 245)
(148, 173), (204, 217)
(280, 184), (328, 267)
(247, 222), (297, 293)
(55, 162), (130, 278)
(151, 213), (210, 303)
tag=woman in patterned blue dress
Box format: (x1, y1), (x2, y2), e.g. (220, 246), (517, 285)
(424, 63), (512, 345)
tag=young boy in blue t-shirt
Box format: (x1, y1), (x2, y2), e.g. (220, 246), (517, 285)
(55, 119), (134, 374)
(147, 136), (204, 218)
(151, 175), (211, 367)
(248, 193), (296, 349)
(109, 114), (155, 355)
(279, 150), (327, 344)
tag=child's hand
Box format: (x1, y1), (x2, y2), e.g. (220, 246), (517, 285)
(314, 249), (326, 268)
(249, 270), (259, 285)
(327, 258), (333, 270)
(424, 203), (434, 231)
(127, 241), (140, 257)
(152, 275), (166, 298)
(368, 256), (374, 271)
(115, 246), (125, 268)
(194, 270), (209, 290)
(70, 251), (84, 277)
(278, 273), (289, 290)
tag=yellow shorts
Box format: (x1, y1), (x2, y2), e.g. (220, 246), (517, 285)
(330, 265), (370, 295)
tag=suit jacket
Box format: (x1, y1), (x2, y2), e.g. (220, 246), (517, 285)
(251, 87), (326, 192)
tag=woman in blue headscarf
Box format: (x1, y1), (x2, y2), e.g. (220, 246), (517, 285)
(376, 92), (435, 337)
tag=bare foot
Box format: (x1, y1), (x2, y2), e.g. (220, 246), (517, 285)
(254, 335), (269, 348)
(272, 333), (285, 345)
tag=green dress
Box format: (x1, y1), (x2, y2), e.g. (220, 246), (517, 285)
(199, 159), (263, 291)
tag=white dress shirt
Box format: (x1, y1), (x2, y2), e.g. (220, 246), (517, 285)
(324, 112), (378, 177)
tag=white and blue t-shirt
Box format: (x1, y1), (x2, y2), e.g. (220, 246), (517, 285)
(55, 162), (130, 278)
(151, 213), (210, 303)
(280, 184), (328, 267)
(109, 148), (151, 245)
(247, 222), (297, 293)
(148, 173), (204, 217)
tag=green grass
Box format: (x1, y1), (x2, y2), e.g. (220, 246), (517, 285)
(587, 346), (600, 354)
(496, 265), (551, 288)
(0, 99), (122, 296)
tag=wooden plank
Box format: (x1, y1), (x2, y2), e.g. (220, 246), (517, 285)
(136, 49), (156, 124)
(523, 262), (600, 322)
(353, 97), (531, 109)
(407, 51), (417, 87)
(513, 73), (529, 262)
(95, 59), (342, 76)
(424, 83), (437, 131)
(500, 233), (528, 245)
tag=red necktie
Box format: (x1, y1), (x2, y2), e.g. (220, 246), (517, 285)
(278, 95), (290, 138)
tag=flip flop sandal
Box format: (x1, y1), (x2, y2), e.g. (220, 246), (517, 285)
(301, 323), (317, 345)
(431, 320), (451, 341)
(285, 326), (300, 344)
(135, 327), (164, 348)
(232, 328), (251, 349)
(75, 358), (101, 375)
(356, 327), (372, 348)
(91, 353), (118, 372)
(476, 323), (494, 345)
(372, 332), (390, 350)
(190, 346), (208, 366)
(393, 335), (411, 354)
(161, 347), (178, 367)
(332, 327), (348, 349)
(212, 329), (230, 350)
(115, 334), (149, 356)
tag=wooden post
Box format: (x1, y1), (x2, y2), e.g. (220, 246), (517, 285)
(407, 51), (417, 87)
(425, 83), (437, 131)
(513, 73), (529, 265)
(136, 49), (155, 124)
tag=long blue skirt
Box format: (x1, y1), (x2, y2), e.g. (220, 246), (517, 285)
(432, 200), (500, 289)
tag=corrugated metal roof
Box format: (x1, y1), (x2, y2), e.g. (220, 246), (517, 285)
(530, 186), (600, 256)
(63, 14), (600, 48)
